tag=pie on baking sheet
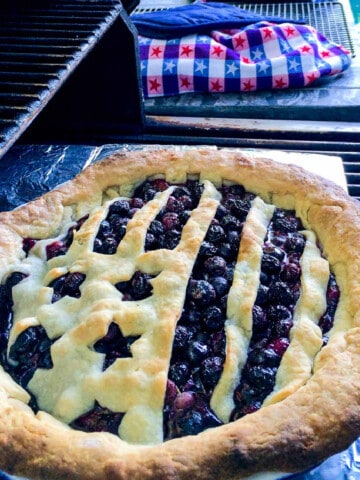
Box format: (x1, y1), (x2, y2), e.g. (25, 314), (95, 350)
(0, 147), (360, 480)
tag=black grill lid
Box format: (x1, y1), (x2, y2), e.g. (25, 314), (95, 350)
(0, 0), (136, 160)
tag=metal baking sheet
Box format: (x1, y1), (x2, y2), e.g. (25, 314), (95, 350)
(0, 143), (359, 480)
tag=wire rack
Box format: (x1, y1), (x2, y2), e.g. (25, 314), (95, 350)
(0, 0), (123, 160)
(132, 1), (355, 55)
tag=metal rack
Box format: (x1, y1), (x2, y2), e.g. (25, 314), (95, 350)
(132, 0), (355, 55)
(0, 0), (143, 159)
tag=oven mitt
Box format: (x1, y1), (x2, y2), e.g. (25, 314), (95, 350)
(131, 2), (304, 39)
(138, 20), (352, 97)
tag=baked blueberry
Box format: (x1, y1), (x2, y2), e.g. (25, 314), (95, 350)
(71, 401), (124, 434)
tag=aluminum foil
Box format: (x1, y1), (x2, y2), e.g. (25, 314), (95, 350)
(0, 144), (360, 479)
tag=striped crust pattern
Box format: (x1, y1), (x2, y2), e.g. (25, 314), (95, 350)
(0, 148), (360, 480)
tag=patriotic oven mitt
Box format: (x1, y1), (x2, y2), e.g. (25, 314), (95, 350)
(132, 2), (352, 97)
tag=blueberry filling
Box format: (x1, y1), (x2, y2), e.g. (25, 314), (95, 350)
(319, 273), (340, 344)
(164, 388), (223, 439)
(68, 324), (139, 433)
(49, 272), (86, 303)
(23, 215), (89, 259)
(93, 199), (135, 255)
(3, 325), (54, 389)
(115, 271), (155, 301)
(163, 186), (253, 440)
(145, 184), (203, 251)
(46, 216), (89, 260)
(231, 209), (305, 420)
(0, 272), (28, 351)
(1, 179), (341, 441)
(70, 401), (124, 435)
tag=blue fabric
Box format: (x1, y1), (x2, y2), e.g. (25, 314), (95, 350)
(132, 2), (304, 39)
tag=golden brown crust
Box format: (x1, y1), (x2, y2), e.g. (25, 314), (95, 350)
(0, 148), (360, 479)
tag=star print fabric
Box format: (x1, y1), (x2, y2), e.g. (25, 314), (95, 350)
(138, 21), (351, 97)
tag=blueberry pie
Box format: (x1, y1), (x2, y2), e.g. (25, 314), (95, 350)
(1, 148), (360, 480)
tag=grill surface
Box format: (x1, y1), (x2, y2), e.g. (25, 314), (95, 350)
(0, 0), (123, 159)
(133, 0), (355, 55)
(343, 152), (360, 200)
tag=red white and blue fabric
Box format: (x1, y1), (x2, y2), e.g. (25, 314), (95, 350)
(134, 5), (351, 98)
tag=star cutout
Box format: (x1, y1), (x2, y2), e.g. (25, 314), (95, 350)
(94, 322), (140, 370)
(315, 59), (327, 69)
(303, 33), (315, 43)
(197, 35), (210, 44)
(70, 401), (125, 435)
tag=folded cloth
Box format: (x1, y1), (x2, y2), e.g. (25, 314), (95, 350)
(138, 20), (352, 97)
(132, 2), (304, 39)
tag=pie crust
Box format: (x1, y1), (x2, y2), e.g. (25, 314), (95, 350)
(0, 148), (360, 480)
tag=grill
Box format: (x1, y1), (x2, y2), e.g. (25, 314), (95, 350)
(0, 0), (359, 202)
(343, 152), (360, 199)
(0, 0), (143, 159)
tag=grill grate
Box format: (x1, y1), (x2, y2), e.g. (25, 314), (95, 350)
(343, 153), (360, 200)
(239, 2), (354, 54)
(133, 1), (355, 55)
(0, 0), (123, 159)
